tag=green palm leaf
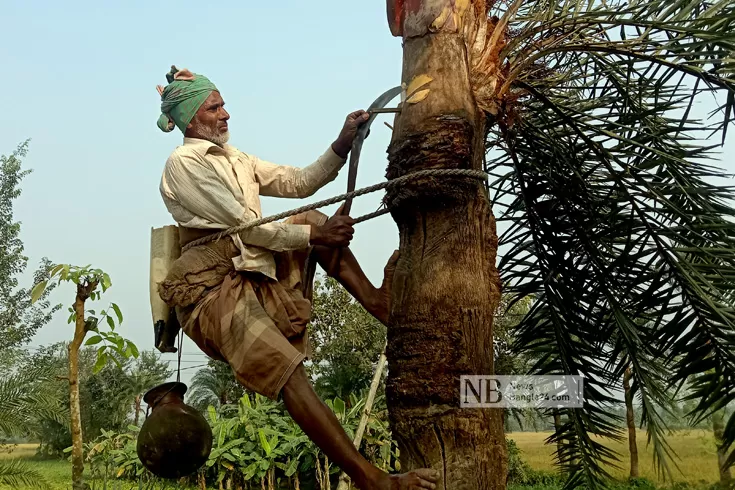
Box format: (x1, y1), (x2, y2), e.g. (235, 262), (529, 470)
(0, 366), (69, 438)
(0, 459), (51, 489)
(485, 0), (735, 487)
(188, 359), (245, 412)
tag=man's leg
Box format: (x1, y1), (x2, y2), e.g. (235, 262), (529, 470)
(281, 363), (438, 490)
(312, 247), (399, 325)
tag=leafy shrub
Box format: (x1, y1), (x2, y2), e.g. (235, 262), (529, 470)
(79, 391), (398, 490)
(623, 477), (659, 490)
(83, 426), (145, 481)
(521, 470), (564, 487)
(507, 437), (533, 484)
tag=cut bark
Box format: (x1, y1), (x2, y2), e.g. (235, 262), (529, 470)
(384, 1), (507, 488)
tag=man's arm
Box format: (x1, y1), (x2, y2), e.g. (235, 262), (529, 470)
(252, 146), (345, 199)
(253, 111), (370, 198)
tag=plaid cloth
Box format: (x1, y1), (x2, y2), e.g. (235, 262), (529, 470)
(159, 211), (327, 400)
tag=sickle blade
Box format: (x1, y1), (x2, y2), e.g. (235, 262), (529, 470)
(342, 86), (402, 216)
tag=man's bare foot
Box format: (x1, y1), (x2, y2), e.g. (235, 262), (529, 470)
(371, 250), (400, 325)
(368, 468), (439, 490)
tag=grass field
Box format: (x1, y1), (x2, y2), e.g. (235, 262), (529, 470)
(0, 431), (725, 489)
(509, 430), (721, 486)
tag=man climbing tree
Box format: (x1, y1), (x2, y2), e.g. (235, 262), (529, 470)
(155, 66), (438, 490)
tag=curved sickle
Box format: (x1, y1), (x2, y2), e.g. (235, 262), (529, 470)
(341, 86), (402, 216)
(325, 86), (401, 277)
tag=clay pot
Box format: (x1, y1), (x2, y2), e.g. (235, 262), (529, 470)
(137, 382), (213, 479)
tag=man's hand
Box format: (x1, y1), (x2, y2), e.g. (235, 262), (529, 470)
(310, 204), (355, 247)
(331, 110), (371, 159)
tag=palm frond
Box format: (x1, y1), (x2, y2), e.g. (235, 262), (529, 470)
(487, 0), (735, 487)
(187, 360), (244, 412)
(0, 459), (51, 490)
(0, 366), (69, 438)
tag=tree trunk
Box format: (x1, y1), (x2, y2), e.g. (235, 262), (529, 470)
(134, 395), (142, 426)
(623, 367), (639, 478)
(713, 411), (733, 484)
(69, 284), (93, 490)
(385, 2), (506, 489)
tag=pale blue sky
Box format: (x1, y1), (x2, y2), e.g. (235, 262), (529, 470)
(2, 0), (407, 380)
(3, 1), (734, 385)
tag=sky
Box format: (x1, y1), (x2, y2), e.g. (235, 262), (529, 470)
(2, 1), (735, 389)
(1, 0), (407, 384)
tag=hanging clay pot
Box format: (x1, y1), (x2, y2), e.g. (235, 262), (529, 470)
(137, 382), (213, 479)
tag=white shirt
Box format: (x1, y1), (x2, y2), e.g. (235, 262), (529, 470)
(160, 137), (346, 279)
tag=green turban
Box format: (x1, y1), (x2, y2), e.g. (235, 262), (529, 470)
(156, 66), (218, 133)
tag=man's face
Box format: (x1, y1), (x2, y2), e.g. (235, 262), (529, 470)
(187, 91), (230, 145)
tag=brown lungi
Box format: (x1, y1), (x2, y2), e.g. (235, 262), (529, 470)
(158, 211), (327, 400)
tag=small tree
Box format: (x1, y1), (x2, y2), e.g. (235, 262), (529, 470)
(32, 265), (138, 490)
(0, 142), (60, 352)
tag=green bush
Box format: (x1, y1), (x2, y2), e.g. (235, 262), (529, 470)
(622, 478), (659, 490)
(201, 392), (398, 489)
(507, 438), (533, 484)
(82, 426), (148, 482)
(35, 420), (72, 460)
(505, 438), (563, 488)
(80, 391), (398, 490)
(526, 471), (563, 486)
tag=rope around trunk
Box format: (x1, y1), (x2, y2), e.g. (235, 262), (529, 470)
(181, 168), (488, 252)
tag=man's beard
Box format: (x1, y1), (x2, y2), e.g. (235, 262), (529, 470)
(192, 122), (230, 146)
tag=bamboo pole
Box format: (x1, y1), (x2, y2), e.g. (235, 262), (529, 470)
(336, 344), (388, 490)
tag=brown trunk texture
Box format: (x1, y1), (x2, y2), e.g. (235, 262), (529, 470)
(70, 293), (87, 490)
(713, 412), (733, 483)
(623, 367), (639, 479)
(385, 2), (506, 489)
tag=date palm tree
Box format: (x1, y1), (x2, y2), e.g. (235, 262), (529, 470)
(188, 359), (245, 412)
(382, 0), (735, 488)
